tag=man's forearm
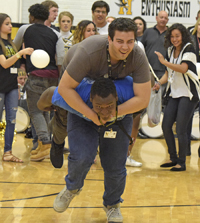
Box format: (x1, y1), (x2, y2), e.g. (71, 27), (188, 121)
(117, 95), (150, 116)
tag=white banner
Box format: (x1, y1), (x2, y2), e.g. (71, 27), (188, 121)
(109, 0), (200, 25)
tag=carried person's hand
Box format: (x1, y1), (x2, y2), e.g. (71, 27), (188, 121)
(90, 111), (106, 126)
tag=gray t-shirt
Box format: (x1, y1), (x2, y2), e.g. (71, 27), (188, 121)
(63, 35), (150, 83)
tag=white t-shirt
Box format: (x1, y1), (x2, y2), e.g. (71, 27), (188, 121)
(169, 50), (190, 98)
(97, 22), (109, 35)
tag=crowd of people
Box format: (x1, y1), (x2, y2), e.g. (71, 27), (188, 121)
(0, 0), (200, 222)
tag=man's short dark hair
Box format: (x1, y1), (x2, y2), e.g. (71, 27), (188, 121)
(91, 78), (116, 99)
(108, 18), (137, 41)
(91, 1), (110, 13)
(28, 4), (49, 21)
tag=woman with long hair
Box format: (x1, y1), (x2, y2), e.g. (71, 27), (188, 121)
(72, 20), (98, 45)
(153, 23), (199, 171)
(0, 13), (33, 162)
(58, 11), (74, 52)
(133, 16), (147, 41)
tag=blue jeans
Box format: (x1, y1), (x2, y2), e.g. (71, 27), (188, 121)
(162, 97), (198, 166)
(26, 75), (58, 143)
(0, 89), (18, 152)
(66, 112), (133, 206)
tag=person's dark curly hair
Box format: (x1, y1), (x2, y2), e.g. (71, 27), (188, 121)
(164, 23), (192, 49)
(28, 4), (49, 21)
(109, 18), (137, 41)
(91, 77), (116, 99)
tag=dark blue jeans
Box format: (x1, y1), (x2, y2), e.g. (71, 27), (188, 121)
(162, 97), (198, 166)
(0, 89), (18, 152)
(66, 112), (133, 206)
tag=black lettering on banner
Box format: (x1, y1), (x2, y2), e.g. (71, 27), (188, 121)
(173, 1), (178, 17)
(179, 2), (183, 17)
(141, 0), (190, 18)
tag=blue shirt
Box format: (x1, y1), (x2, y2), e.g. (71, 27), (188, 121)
(52, 76), (134, 120)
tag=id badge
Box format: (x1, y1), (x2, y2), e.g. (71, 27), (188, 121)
(10, 68), (18, 74)
(104, 129), (117, 138)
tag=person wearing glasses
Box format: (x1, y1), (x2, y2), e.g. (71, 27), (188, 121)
(51, 18), (151, 223)
(91, 0), (110, 35)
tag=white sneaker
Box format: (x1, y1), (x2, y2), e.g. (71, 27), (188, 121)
(103, 203), (123, 223)
(126, 156), (142, 167)
(53, 186), (81, 213)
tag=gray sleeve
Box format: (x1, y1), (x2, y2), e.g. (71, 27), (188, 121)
(51, 28), (65, 65)
(13, 24), (30, 50)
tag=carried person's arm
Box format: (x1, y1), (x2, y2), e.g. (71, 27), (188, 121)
(58, 70), (102, 125)
(117, 80), (151, 116)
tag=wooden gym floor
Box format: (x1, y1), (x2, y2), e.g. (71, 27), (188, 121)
(0, 133), (200, 223)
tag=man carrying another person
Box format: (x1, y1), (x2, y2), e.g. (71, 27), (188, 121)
(52, 18), (151, 223)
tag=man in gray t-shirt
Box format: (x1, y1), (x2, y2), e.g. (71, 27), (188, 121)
(53, 18), (151, 223)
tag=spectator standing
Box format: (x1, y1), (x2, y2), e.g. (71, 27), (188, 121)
(0, 13), (33, 163)
(58, 11), (74, 53)
(92, 0), (110, 35)
(13, 4), (65, 162)
(153, 23), (199, 171)
(41, 0), (59, 31)
(133, 16), (146, 42)
(141, 11), (169, 80)
(72, 20), (98, 45)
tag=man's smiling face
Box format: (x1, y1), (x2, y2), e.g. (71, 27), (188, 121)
(108, 30), (135, 64)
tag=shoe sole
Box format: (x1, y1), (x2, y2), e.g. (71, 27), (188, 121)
(30, 155), (49, 161)
(53, 203), (66, 213)
(103, 207), (123, 223)
(108, 222), (123, 223)
(126, 164), (142, 167)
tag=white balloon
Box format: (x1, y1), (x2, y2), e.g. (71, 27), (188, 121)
(30, 49), (50, 69)
(196, 63), (200, 79)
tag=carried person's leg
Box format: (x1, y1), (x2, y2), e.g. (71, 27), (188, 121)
(50, 107), (68, 168)
(37, 86), (68, 167)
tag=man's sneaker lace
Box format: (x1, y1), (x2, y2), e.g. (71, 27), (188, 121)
(104, 204), (123, 222)
(53, 186), (81, 213)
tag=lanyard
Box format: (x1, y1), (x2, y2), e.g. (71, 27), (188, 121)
(97, 105), (118, 127)
(105, 44), (127, 79)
